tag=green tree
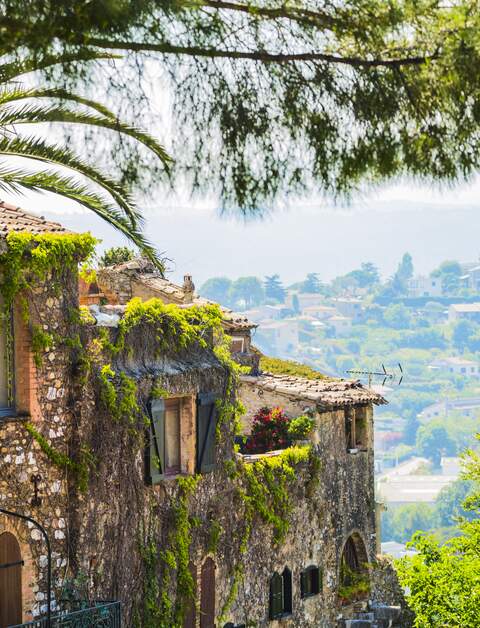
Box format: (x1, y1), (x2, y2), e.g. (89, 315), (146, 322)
(431, 260), (463, 295)
(345, 262), (380, 288)
(436, 480), (475, 527)
(416, 423), (457, 468)
(384, 303), (412, 329)
(382, 503), (437, 543)
(453, 320), (477, 352)
(396, 435), (480, 627)
(300, 273), (322, 294)
(99, 247), (135, 267)
(264, 274), (286, 302)
(291, 294), (300, 314)
(7, 1), (480, 211)
(199, 277), (233, 306)
(230, 277), (265, 309)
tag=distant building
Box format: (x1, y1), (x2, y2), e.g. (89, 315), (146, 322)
(418, 396), (480, 421)
(377, 475), (457, 505)
(448, 302), (480, 323)
(328, 315), (353, 337)
(256, 318), (300, 354)
(288, 292), (325, 311)
(460, 264), (480, 291)
(407, 275), (443, 298)
(302, 304), (337, 320)
(429, 357), (480, 377)
(333, 298), (364, 322)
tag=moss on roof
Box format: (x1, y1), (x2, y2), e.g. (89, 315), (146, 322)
(259, 355), (329, 380)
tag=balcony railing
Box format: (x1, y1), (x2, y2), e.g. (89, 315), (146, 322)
(8, 601), (121, 628)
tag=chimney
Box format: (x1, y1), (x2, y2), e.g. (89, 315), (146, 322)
(183, 274), (195, 303)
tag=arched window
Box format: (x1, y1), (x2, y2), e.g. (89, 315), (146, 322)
(300, 565), (321, 598)
(269, 567), (292, 620)
(339, 533), (369, 605)
(200, 557), (215, 628)
(0, 531), (23, 627)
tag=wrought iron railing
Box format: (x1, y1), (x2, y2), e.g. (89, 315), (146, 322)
(8, 601), (121, 628)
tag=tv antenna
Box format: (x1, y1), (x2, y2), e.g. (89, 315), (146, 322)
(346, 363), (403, 389)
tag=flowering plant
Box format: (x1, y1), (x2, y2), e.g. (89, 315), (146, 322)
(245, 406), (292, 453)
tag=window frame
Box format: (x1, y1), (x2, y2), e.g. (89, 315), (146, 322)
(147, 396), (183, 484)
(300, 565), (321, 599)
(269, 567), (293, 621)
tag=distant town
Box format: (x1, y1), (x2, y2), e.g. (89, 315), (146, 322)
(200, 253), (480, 551)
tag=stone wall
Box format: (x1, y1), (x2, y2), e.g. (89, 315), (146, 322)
(0, 267), (79, 621)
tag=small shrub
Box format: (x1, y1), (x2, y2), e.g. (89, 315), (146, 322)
(287, 415), (316, 441)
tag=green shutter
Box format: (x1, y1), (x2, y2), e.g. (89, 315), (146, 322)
(300, 570), (307, 598)
(269, 573), (283, 619)
(148, 398), (165, 484)
(196, 393), (219, 473)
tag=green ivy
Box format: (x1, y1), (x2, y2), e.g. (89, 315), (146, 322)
(24, 422), (93, 493)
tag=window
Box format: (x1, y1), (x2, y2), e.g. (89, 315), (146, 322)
(196, 393), (219, 473)
(345, 407), (368, 451)
(300, 566), (321, 598)
(0, 306), (14, 416)
(230, 337), (245, 353)
(269, 568), (292, 620)
(147, 397), (182, 483)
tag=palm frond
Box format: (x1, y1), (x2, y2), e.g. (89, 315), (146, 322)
(0, 102), (172, 167)
(0, 87), (116, 119)
(0, 135), (141, 225)
(0, 164), (163, 270)
(0, 50), (120, 83)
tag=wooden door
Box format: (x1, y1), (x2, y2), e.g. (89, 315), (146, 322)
(183, 561), (197, 628)
(0, 532), (22, 628)
(200, 558), (215, 628)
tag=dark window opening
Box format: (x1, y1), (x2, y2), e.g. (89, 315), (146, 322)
(345, 407), (368, 452)
(269, 567), (292, 620)
(300, 565), (321, 598)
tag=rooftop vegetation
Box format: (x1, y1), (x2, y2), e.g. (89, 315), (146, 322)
(259, 355), (328, 380)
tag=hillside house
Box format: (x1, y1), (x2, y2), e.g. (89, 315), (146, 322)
(448, 303), (480, 323)
(328, 315), (353, 337)
(429, 357), (480, 377)
(407, 276), (442, 298)
(0, 204), (407, 628)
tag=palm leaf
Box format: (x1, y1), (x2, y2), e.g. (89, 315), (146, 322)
(0, 87), (117, 119)
(0, 135), (141, 225)
(0, 102), (172, 167)
(0, 164), (163, 270)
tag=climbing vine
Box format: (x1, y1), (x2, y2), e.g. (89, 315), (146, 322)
(219, 444), (321, 622)
(24, 422), (93, 493)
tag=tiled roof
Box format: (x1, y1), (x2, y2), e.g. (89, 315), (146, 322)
(241, 373), (387, 408)
(0, 201), (68, 236)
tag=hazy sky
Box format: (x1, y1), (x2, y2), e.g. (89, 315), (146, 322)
(4, 176), (480, 287)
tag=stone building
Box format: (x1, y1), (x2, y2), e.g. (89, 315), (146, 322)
(0, 205), (407, 628)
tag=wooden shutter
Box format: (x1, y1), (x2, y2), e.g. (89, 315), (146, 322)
(200, 557), (215, 628)
(300, 569), (307, 599)
(196, 393), (219, 473)
(269, 573), (283, 619)
(148, 398), (165, 484)
(282, 568), (292, 614)
(0, 532), (22, 628)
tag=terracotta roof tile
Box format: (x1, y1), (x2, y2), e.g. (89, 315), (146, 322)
(241, 373), (387, 408)
(0, 201), (69, 236)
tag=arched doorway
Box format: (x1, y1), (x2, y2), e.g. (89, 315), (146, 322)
(339, 532), (369, 605)
(0, 532), (22, 628)
(200, 557), (215, 628)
